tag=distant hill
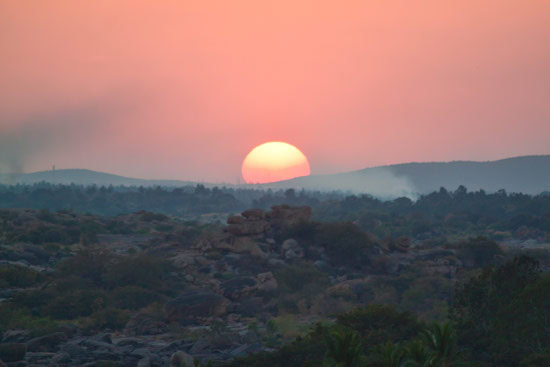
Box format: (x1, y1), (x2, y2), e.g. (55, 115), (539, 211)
(263, 155), (550, 198)
(2, 169), (198, 187)
(3, 155), (550, 198)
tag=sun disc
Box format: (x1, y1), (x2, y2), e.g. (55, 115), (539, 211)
(242, 142), (310, 184)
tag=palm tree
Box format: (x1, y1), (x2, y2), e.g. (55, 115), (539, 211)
(403, 340), (435, 367)
(369, 341), (408, 367)
(420, 322), (464, 367)
(324, 327), (365, 367)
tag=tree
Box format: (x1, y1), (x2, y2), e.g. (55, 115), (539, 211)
(324, 328), (365, 367)
(451, 256), (547, 366)
(420, 322), (463, 367)
(368, 341), (407, 367)
(403, 340), (434, 367)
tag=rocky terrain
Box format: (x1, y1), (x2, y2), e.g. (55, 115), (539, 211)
(0, 205), (548, 366)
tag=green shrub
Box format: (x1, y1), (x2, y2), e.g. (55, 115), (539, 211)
(56, 248), (112, 286)
(274, 264), (328, 292)
(0, 304), (57, 337)
(283, 222), (374, 268)
(44, 289), (108, 319)
(83, 307), (129, 332)
(104, 253), (173, 290)
(0, 265), (41, 288)
(110, 286), (160, 309)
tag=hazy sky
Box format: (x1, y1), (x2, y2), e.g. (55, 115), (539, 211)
(1, 1), (549, 182)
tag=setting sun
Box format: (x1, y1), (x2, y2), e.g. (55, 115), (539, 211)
(242, 142), (311, 184)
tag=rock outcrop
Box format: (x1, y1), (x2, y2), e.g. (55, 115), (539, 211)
(194, 206), (312, 258)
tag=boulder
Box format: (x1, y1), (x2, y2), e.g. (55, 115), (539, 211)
(60, 343), (86, 359)
(51, 352), (71, 364)
(231, 297), (264, 317)
(233, 237), (267, 257)
(91, 333), (112, 344)
(170, 351), (194, 367)
(114, 337), (147, 348)
(221, 277), (258, 301)
(25, 352), (56, 364)
(55, 323), (81, 338)
(241, 209), (266, 220)
(27, 332), (67, 352)
(256, 272), (278, 291)
(172, 252), (198, 268)
(387, 237), (411, 253)
(285, 247), (304, 259)
(281, 238), (299, 251)
(124, 313), (168, 336)
(164, 290), (229, 323)
(0, 343), (27, 362)
(213, 236), (266, 258)
(137, 356), (152, 367)
(226, 220), (270, 236)
(2, 330), (30, 343)
(227, 215), (245, 225)
(282, 239), (304, 259)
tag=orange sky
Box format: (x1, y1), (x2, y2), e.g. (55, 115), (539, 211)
(1, 1), (549, 182)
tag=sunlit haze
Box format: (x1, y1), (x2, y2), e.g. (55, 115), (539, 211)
(1, 1), (549, 182)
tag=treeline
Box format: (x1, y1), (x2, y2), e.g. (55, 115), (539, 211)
(313, 186), (550, 239)
(1, 183), (549, 239)
(0, 183), (337, 217)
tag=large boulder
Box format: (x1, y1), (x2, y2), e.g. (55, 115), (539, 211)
(226, 220), (270, 236)
(214, 236), (267, 258)
(164, 290), (229, 323)
(2, 330), (30, 343)
(256, 272), (278, 292)
(241, 209), (266, 220)
(221, 277), (258, 301)
(227, 215), (245, 225)
(27, 332), (67, 352)
(170, 350), (194, 367)
(232, 237), (267, 258)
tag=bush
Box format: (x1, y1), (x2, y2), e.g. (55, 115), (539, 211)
(84, 307), (130, 332)
(0, 265), (41, 288)
(44, 289), (108, 319)
(104, 253), (173, 290)
(0, 304), (57, 337)
(56, 248), (112, 286)
(336, 305), (423, 348)
(315, 222), (374, 267)
(274, 264), (328, 293)
(110, 286), (160, 310)
(282, 221), (374, 268)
